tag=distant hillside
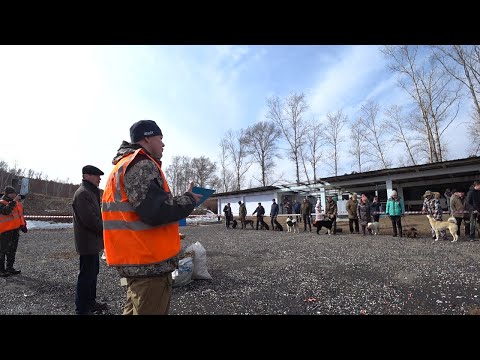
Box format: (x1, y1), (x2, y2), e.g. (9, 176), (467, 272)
(23, 193), (73, 216)
(22, 192), (219, 217)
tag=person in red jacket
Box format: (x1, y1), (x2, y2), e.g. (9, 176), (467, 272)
(0, 186), (27, 277)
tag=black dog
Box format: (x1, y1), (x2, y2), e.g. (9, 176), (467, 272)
(231, 219), (238, 228)
(313, 220), (334, 234)
(260, 219), (270, 230)
(273, 219), (283, 231)
(244, 219), (255, 229)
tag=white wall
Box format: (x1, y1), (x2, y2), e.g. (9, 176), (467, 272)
(217, 192), (278, 217)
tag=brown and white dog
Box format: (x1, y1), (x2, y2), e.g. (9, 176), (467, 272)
(426, 215), (458, 242)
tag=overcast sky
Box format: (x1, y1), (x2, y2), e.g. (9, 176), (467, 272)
(0, 45), (472, 190)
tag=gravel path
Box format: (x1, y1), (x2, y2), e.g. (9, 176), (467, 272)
(1, 224), (480, 315)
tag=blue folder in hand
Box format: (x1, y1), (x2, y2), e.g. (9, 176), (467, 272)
(192, 186), (216, 207)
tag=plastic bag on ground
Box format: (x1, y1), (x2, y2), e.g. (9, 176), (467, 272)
(172, 256), (193, 287)
(185, 241), (212, 280)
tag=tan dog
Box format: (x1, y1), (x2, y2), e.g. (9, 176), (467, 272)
(426, 215), (458, 242)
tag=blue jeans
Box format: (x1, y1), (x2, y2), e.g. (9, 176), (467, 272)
(75, 253), (100, 313)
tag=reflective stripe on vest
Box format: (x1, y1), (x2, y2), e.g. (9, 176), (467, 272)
(102, 148), (180, 266)
(0, 200), (25, 233)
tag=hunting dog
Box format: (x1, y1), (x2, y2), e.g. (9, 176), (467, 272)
(232, 219), (254, 229)
(313, 219), (334, 235)
(426, 215), (458, 242)
(286, 216), (299, 233)
(366, 221), (380, 235)
(402, 227), (418, 238)
(259, 219), (270, 230)
(273, 219), (283, 231)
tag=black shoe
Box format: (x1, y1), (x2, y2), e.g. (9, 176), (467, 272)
(90, 301), (108, 312)
(6, 268), (21, 275)
(0, 270), (10, 277)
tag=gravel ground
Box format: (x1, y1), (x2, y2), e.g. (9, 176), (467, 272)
(1, 223), (480, 315)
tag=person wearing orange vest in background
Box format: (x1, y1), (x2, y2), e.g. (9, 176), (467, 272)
(102, 120), (202, 315)
(0, 186), (27, 277)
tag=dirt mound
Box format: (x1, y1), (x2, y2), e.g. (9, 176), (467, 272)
(22, 193), (73, 216)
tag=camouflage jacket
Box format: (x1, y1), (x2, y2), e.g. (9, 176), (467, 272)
(110, 141), (197, 278)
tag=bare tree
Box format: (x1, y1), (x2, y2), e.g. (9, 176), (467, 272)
(381, 45), (462, 163)
(301, 118), (325, 183)
(349, 118), (370, 172)
(322, 110), (348, 176)
(266, 91), (310, 185)
(222, 129), (252, 191)
(166, 155), (193, 196)
(244, 121), (282, 187)
(431, 45), (480, 155)
(357, 100), (391, 169)
(218, 139), (236, 193)
(384, 105), (420, 165)
(191, 156), (217, 188)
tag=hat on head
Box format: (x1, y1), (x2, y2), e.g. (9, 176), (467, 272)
(82, 165), (104, 176)
(423, 190), (432, 198)
(130, 120), (163, 143)
(4, 186), (16, 195)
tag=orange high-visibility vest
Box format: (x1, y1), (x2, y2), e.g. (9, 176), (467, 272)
(0, 200), (26, 233)
(102, 148), (180, 266)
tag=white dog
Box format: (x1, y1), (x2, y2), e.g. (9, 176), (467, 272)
(286, 216), (299, 233)
(367, 221), (380, 235)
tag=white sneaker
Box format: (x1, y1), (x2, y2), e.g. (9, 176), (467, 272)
(101, 251), (106, 260)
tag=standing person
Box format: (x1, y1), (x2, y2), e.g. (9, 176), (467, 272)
(314, 198), (323, 234)
(422, 190), (438, 240)
(0, 186), (27, 277)
(346, 193), (359, 234)
(252, 202), (265, 230)
(450, 191), (469, 238)
(101, 120), (202, 315)
(444, 188), (452, 213)
(370, 196), (381, 222)
(385, 190), (404, 237)
(223, 202), (232, 228)
(357, 194), (371, 236)
(238, 201), (247, 229)
(325, 195), (337, 235)
(270, 199), (279, 231)
(293, 199), (301, 222)
(72, 165), (108, 315)
(466, 181), (480, 241)
(285, 199), (292, 215)
(301, 198), (312, 232)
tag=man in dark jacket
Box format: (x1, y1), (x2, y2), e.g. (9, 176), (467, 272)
(72, 165), (107, 315)
(252, 202), (265, 230)
(270, 199), (279, 231)
(466, 181), (480, 241)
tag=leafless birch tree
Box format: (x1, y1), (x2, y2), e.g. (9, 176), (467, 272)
(357, 100), (391, 169)
(381, 45), (462, 163)
(322, 110), (347, 176)
(221, 129), (252, 191)
(244, 121), (282, 187)
(349, 118), (370, 172)
(266, 91), (309, 185)
(431, 45), (480, 155)
(384, 105), (420, 165)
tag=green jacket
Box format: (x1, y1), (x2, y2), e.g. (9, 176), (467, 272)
(386, 196), (404, 216)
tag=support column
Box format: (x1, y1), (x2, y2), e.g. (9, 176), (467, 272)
(320, 187), (326, 213)
(386, 177), (393, 198)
